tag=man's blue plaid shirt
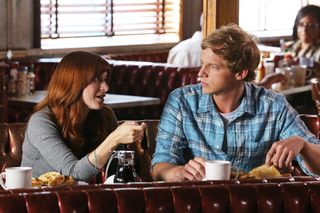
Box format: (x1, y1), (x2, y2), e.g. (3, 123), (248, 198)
(152, 82), (319, 175)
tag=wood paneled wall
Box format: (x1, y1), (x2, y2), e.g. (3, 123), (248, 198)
(0, 0), (7, 50)
(182, 0), (203, 40)
(203, 0), (239, 38)
(0, 0), (200, 54)
(0, 0), (33, 50)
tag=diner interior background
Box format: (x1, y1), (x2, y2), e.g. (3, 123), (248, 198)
(1, 3), (320, 212)
(3, 0), (318, 59)
(0, 0), (202, 58)
(1, 0), (320, 122)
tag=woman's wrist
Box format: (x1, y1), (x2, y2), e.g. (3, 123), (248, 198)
(88, 151), (102, 171)
(106, 131), (121, 147)
(94, 136), (118, 166)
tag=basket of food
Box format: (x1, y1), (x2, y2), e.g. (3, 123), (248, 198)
(32, 172), (75, 187)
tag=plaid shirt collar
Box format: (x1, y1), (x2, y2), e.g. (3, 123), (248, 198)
(197, 82), (256, 117)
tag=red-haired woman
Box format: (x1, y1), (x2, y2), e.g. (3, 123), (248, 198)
(21, 51), (146, 182)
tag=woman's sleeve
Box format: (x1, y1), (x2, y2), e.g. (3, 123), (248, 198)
(25, 111), (96, 181)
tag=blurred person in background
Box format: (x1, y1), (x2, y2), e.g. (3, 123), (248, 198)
(167, 14), (286, 89)
(281, 5), (320, 114)
(167, 14), (203, 67)
(285, 5), (320, 66)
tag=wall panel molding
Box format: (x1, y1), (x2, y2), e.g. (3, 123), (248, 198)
(0, 0), (7, 50)
(203, 0), (239, 38)
(0, 0), (33, 51)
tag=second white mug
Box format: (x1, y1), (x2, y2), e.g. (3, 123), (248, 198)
(204, 160), (231, 181)
(0, 167), (32, 190)
(291, 65), (310, 87)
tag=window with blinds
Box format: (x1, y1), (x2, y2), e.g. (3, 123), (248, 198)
(239, 0), (319, 38)
(40, 0), (180, 39)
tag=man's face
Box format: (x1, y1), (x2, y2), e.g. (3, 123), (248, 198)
(198, 48), (240, 95)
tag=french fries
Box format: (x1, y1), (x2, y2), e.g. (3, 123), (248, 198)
(240, 164), (282, 179)
(32, 171), (75, 187)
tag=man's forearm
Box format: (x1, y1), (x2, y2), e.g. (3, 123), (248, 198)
(152, 162), (185, 182)
(300, 142), (320, 175)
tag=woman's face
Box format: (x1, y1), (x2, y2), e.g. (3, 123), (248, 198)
(297, 15), (320, 44)
(82, 72), (109, 110)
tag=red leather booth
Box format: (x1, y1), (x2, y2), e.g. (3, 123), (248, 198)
(9, 59), (199, 122)
(0, 115), (319, 212)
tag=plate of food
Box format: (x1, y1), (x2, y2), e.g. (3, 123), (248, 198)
(32, 171), (76, 187)
(239, 164), (291, 179)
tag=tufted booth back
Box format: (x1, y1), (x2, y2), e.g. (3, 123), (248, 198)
(107, 62), (199, 119)
(1, 114), (320, 182)
(0, 123), (26, 172)
(299, 114), (320, 139)
(3, 114), (319, 181)
(10, 60), (199, 122)
(0, 120), (159, 183)
(0, 179), (320, 212)
(104, 50), (169, 63)
(1, 117), (320, 212)
(32, 60), (199, 99)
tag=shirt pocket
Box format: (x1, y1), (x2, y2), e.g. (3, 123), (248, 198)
(240, 140), (273, 165)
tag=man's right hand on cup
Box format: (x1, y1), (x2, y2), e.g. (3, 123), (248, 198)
(181, 157), (205, 181)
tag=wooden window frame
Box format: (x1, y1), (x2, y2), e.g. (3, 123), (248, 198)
(202, 0), (239, 38)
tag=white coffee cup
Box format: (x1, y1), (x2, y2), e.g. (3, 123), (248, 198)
(0, 167), (32, 190)
(272, 67), (291, 91)
(204, 160), (231, 181)
(291, 65), (309, 87)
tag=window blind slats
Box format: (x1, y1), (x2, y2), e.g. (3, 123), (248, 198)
(40, 0), (179, 39)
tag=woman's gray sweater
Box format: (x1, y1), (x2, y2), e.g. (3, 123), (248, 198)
(21, 107), (116, 182)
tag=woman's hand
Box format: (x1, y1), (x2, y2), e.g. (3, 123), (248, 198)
(112, 121), (147, 145)
(93, 122), (147, 169)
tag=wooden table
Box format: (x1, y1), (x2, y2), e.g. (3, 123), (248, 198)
(8, 90), (161, 109)
(278, 85), (311, 96)
(276, 84), (315, 115)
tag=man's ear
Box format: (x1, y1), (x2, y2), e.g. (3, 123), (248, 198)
(235, 69), (248, 80)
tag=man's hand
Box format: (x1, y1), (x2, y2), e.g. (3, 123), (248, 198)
(265, 136), (305, 168)
(152, 157), (206, 182)
(258, 72), (287, 89)
(181, 157), (206, 181)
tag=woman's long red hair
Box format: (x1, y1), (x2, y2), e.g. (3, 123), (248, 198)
(35, 51), (112, 155)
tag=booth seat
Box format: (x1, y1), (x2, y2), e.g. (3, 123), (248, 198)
(0, 181), (320, 212)
(0, 115), (320, 212)
(0, 114), (319, 181)
(300, 114), (320, 139)
(9, 60), (200, 122)
(0, 120), (159, 182)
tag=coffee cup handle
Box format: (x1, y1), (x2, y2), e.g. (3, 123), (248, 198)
(0, 172), (7, 190)
(306, 68), (313, 79)
(231, 166), (240, 180)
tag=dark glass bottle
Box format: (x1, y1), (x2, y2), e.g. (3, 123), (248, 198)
(113, 150), (141, 183)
